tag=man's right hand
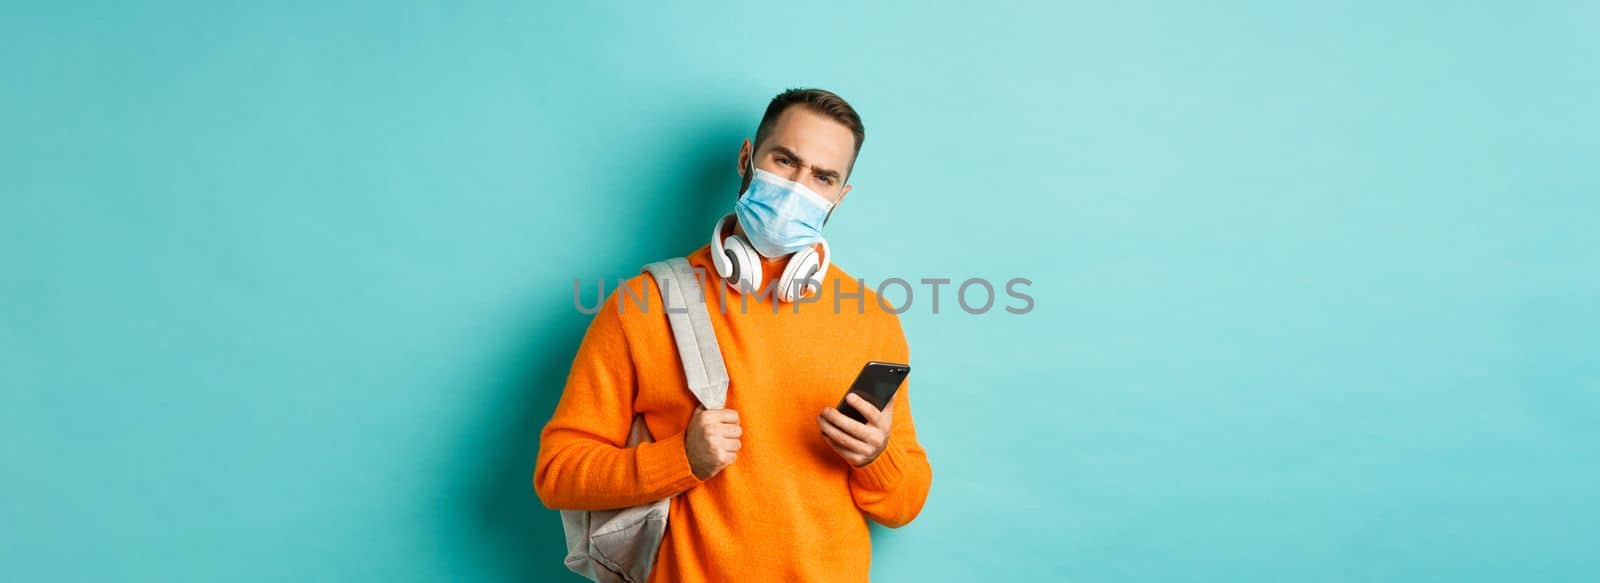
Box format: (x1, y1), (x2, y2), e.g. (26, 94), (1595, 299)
(685, 406), (741, 480)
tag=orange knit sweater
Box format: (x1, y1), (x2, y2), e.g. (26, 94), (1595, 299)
(535, 244), (932, 582)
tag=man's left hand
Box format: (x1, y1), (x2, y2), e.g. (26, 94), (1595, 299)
(818, 394), (894, 467)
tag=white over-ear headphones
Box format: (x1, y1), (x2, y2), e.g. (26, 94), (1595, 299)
(709, 213), (830, 303)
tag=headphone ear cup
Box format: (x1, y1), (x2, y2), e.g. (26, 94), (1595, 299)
(777, 246), (821, 303)
(722, 233), (762, 294)
(709, 213), (735, 279)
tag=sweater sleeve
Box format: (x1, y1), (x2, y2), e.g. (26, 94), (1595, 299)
(848, 378), (933, 527)
(533, 290), (702, 511)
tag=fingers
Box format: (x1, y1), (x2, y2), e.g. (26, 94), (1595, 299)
(844, 393), (882, 424)
(702, 409), (742, 451)
(698, 408), (740, 424)
(687, 408), (742, 480)
(698, 409), (741, 440)
(693, 408), (740, 430)
(822, 438), (859, 464)
(819, 406), (875, 442)
(817, 415), (874, 457)
(872, 401), (895, 437)
(818, 413), (879, 453)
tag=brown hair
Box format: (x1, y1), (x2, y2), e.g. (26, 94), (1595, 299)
(753, 88), (866, 169)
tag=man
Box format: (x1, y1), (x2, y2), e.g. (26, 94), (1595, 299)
(535, 88), (932, 582)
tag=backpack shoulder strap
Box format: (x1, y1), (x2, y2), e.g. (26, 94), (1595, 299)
(641, 257), (729, 409)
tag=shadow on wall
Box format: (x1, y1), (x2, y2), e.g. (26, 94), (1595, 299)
(456, 116), (747, 581)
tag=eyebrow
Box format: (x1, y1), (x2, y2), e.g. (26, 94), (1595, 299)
(768, 145), (842, 182)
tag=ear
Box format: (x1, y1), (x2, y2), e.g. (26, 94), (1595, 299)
(824, 184), (851, 225)
(737, 139), (753, 179)
(737, 140), (756, 196)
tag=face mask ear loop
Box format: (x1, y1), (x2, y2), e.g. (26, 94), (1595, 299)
(739, 147), (755, 197)
(824, 185), (843, 226)
(822, 170), (846, 226)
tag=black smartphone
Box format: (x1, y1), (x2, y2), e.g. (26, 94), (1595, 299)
(836, 361), (911, 424)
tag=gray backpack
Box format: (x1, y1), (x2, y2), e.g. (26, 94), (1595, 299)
(560, 257), (729, 583)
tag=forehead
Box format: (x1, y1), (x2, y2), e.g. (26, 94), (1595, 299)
(760, 106), (856, 174)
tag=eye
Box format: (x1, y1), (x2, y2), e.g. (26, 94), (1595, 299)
(777, 157), (793, 167)
(817, 176), (834, 186)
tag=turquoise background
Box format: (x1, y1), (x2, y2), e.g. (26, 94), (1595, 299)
(3, 2), (1598, 581)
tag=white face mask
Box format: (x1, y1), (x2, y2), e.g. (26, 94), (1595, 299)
(735, 162), (834, 258)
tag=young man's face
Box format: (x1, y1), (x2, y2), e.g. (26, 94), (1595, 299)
(739, 106), (855, 204)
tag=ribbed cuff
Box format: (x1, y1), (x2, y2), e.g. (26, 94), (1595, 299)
(850, 440), (907, 492)
(635, 431), (703, 498)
